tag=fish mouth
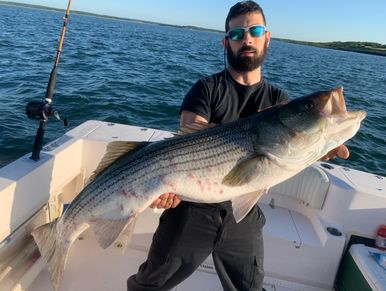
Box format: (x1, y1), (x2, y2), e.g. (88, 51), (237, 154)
(322, 86), (366, 122)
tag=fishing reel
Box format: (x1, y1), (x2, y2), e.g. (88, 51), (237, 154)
(26, 99), (69, 126)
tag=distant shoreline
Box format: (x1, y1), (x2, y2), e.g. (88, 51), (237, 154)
(2, 1), (385, 57)
(0, 1), (222, 34)
(276, 38), (386, 57)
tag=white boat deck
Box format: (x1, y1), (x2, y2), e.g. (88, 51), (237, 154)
(26, 217), (330, 291)
(28, 228), (222, 291)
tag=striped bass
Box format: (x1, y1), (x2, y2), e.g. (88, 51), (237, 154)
(32, 86), (365, 290)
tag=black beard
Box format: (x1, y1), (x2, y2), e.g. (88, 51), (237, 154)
(227, 44), (267, 72)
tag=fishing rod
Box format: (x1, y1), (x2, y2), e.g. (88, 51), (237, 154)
(26, 0), (72, 161)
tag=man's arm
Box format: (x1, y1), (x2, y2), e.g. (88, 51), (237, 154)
(149, 111), (209, 209)
(180, 110), (209, 127)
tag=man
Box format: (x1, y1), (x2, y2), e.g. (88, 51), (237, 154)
(127, 1), (349, 290)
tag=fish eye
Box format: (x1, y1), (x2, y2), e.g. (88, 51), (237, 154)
(304, 101), (314, 110)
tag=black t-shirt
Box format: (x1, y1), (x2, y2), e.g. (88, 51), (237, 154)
(181, 69), (290, 124)
(179, 69), (290, 209)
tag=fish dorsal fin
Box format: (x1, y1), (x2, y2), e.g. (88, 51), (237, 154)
(176, 121), (215, 135)
(89, 216), (135, 249)
(87, 141), (149, 184)
(232, 190), (266, 223)
(222, 154), (267, 187)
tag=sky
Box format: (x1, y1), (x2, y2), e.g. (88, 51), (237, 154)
(2, 0), (386, 44)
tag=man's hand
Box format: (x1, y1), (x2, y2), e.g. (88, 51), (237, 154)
(148, 111), (206, 210)
(149, 193), (181, 209)
(320, 144), (349, 161)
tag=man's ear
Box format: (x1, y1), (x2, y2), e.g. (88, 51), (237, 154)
(265, 31), (271, 48)
(222, 37), (228, 48)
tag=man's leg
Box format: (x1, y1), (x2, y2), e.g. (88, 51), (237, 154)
(127, 202), (223, 291)
(212, 205), (266, 291)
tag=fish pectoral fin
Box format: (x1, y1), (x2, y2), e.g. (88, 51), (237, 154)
(90, 216), (135, 249)
(231, 190), (266, 223)
(222, 155), (267, 187)
(87, 141), (150, 185)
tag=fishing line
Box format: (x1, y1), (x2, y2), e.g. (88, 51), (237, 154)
(223, 36), (228, 80)
(26, 0), (72, 161)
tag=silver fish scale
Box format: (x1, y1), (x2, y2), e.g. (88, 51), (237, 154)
(116, 121), (253, 185)
(63, 119), (255, 222)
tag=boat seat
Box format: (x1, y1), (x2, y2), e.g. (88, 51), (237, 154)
(269, 165), (330, 209)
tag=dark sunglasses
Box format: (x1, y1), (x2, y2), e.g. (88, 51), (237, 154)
(226, 25), (267, 41)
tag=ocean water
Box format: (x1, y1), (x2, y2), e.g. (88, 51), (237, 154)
(1, 4), (386, 177)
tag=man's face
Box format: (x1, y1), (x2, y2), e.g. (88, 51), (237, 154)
(226, 12), (270, 72)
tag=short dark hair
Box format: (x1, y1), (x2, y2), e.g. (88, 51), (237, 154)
(225, 1), (266, 32)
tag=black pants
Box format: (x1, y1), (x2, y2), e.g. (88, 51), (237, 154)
(127, 201), (266, 291)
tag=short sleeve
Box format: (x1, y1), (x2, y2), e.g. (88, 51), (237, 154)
(180, 80), (211, 121)
(278, 89), (291, 103)
(270, 85), (291, 105)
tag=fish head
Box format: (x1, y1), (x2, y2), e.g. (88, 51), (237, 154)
(280, 86), (365, 130)
(254, 86), (366, 166)
(282, 86), (365, 134)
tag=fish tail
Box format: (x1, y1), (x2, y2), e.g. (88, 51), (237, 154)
(31, 219), (69, 291)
